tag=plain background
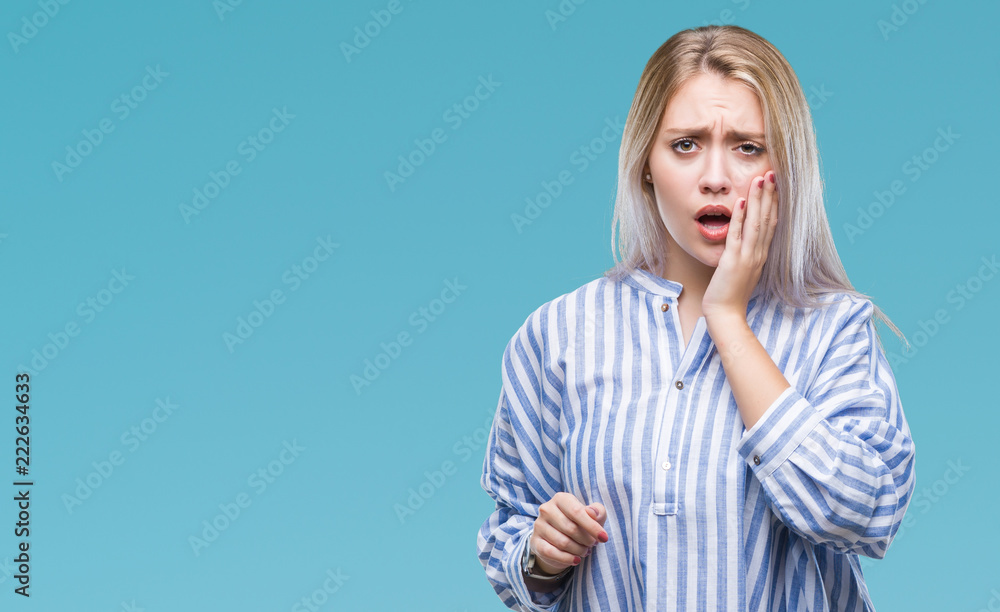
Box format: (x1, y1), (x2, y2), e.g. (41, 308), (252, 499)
(1, 0), (998, 609)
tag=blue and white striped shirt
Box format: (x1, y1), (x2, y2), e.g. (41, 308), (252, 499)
(477, 268), (916, 611)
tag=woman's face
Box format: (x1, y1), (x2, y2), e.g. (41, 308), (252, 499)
(645, 72), (773, 273)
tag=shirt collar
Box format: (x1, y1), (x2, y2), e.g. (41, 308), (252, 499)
(621, 266), (767, 306)
(622, 267), (683, 298)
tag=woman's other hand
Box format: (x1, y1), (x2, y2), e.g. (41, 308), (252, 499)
(530, 493), (608, 574)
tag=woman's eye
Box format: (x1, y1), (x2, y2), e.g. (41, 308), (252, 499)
(673, 139), (695, 152)
(739, 142), (764, 155)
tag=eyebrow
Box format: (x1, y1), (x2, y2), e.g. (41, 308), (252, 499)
(661, 126), (765, 141)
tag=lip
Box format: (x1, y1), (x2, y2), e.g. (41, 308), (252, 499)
(695, 204), (731, 242)
(694, 204), (732, 219)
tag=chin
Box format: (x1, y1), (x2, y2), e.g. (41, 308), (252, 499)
(697, 246), (724, 269)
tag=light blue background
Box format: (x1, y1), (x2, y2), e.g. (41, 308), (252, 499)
(1, 0), (997, 610)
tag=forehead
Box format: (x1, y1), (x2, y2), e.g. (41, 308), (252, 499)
(661, 73), (764, 131)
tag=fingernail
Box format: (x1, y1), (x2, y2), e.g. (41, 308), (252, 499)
(598, 531), (608, 543)
(757, 178), (764, 188)
(573, 556), (581, 565)
(768, 172), (776, 184)
(740, 199), (746, 210)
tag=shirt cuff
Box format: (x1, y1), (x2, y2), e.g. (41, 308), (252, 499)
(503, 525), (571, 611)
(736, 385), (826, 480)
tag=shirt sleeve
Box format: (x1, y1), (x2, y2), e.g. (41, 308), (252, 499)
(477, 309), (574, 611)
(735, 296), (917, 559)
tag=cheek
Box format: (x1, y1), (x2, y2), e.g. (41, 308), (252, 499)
(734, 164), (773, 190)
(653, 167), (697, 201)
(734, 174), (762, 196)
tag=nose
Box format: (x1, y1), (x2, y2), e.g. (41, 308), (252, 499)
(699, 144), (732, 195)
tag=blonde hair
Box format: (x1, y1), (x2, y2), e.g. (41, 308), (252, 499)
(606, 25), (908, 350)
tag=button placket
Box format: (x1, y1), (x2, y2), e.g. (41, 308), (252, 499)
(652, 378), (686, 516)
(649, 295), (680, 516)
(651, 305), (713, 518)
(651, 297), (691, 516)
(653, 359), (690, 516)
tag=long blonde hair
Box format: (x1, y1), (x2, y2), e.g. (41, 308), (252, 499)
(606, 25), (907, 349)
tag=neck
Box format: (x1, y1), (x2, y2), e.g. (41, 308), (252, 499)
(653, 243), (716, 307)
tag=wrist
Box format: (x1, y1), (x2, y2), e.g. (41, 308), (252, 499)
(704, 310), (749, 338)
(534, 556), (569, 576)
(521, 530), (573, 585)
(705, 313), (754, 362)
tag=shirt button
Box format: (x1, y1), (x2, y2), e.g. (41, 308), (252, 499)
(675, 380), (683, 390)
(661, 461), (672, 471)
(753, 455), (761, 465)
(660, 303), (669, 312)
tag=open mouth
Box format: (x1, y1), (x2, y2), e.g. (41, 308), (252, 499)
(698, 213), (731, 227)
(695, 206), (731, 240)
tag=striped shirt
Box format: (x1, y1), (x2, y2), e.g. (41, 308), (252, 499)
(477, 267), (916, 611)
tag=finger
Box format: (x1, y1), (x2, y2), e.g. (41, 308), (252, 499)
(727, 195), (746, 248)
(766, 173), (780, 246)
(742, 175), (765, 257)
(531, 532), (580, 570)
(755, 172), (776, 254)
(539, 495), (599, 549)
(533, 517), (591, 558)
(587, 503), (608, 527)
(555, 494), (608, 545)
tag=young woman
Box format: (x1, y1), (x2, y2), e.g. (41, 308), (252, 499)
(476, 25), (916, 611)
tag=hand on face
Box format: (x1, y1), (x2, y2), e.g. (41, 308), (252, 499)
(702, 170), (779, 320)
